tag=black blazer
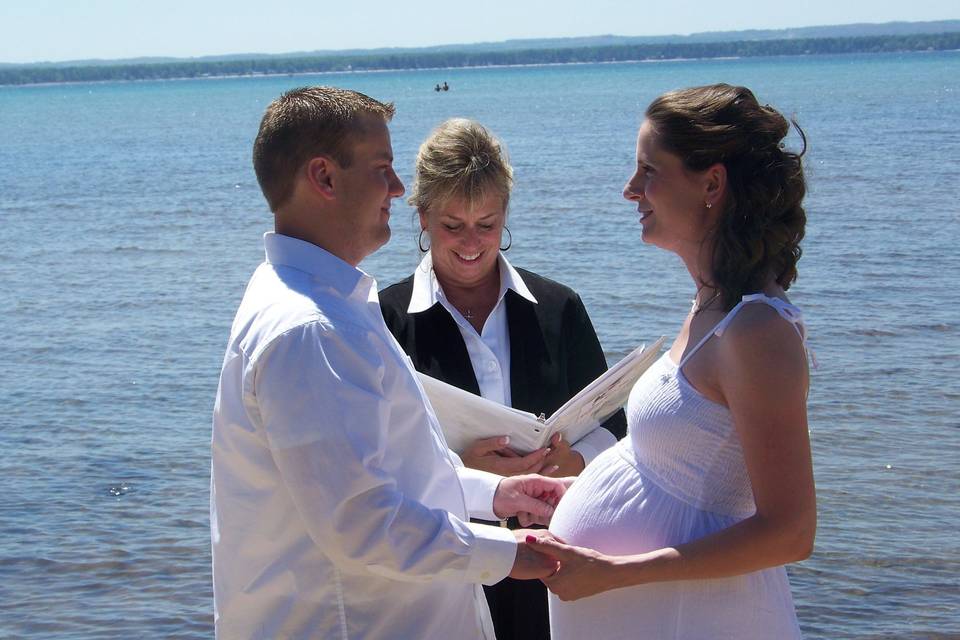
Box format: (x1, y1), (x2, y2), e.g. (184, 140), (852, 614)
(379, 267), (627, 441)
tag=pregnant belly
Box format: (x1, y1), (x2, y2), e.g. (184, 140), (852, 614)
(550, 444), (735, 556)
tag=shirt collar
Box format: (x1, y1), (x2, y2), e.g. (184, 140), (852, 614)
(263, 232), (377, 301)
(407, 251), (537, 314)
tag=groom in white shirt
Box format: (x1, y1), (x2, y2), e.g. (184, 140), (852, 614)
(211, 86), (562, 639)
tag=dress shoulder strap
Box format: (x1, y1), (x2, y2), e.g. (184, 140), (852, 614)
(678, 293), (810, 368)
(716, 293), (806, 340)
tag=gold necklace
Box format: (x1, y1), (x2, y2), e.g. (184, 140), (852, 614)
(691, 289), (722, 316)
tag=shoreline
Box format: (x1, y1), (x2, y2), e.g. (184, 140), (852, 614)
(3, 48), (958, 90)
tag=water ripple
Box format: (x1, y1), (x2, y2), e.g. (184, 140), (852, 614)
(2, 53), (960, 640)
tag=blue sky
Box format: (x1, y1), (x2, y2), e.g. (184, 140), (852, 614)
(1, 0), (957, 64)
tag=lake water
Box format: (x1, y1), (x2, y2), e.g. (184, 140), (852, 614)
(1, 51), (958, 638)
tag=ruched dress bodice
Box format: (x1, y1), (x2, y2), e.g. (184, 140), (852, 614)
(627, 353), (756, 519)
(548, 295), (807, 639)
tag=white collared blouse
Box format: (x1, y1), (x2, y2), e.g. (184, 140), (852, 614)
(408, 251), (617, 464)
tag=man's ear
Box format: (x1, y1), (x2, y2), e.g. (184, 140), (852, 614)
(703, 162), (727, 209)
(304, 156), (337, 200)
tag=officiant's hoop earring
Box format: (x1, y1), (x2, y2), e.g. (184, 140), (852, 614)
(500, 226), (512, 252)
(418, 229), (430, 253)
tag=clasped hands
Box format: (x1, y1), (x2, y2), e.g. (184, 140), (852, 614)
(520, 531), (619, 601)
(491, 473), (571, 580)
(508, 524), (620, 602)
(492, 474), (615, 601)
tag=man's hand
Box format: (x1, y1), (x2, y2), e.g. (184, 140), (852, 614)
(461, 436), (550, 476)
(492, 473), (573, 526)
(508, 529), (560, 579)
(540, 433), (585, 477)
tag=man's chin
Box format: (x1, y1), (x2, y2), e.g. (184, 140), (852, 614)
(373, 226), (391, 252)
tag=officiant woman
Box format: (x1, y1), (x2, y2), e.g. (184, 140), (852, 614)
(379, 118), (626, 639)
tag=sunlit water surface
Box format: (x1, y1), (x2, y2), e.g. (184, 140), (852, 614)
(1, 52), (958, 638)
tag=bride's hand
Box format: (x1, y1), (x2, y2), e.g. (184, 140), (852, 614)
(526, 535), (621, 601)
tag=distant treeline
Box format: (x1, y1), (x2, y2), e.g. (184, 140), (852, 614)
(3, 32), (958, 86)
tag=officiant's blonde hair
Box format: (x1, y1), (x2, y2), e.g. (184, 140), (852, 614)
(408, 118), (513, 214)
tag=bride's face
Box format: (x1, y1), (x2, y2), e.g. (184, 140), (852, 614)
(623, 120), (714, 254)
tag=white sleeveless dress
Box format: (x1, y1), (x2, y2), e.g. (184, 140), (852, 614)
(548, 294), (807, 639)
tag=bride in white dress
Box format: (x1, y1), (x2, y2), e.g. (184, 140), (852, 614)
(528, 84), (817, 639)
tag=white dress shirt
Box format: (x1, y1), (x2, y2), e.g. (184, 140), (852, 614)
(211, 233), (517, 640)
(408, 252), (617, 464)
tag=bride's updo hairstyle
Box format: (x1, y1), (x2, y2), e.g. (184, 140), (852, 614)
(645, 84), (807, 310)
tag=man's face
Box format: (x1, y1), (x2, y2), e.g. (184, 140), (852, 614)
(334, 116), (405, 265)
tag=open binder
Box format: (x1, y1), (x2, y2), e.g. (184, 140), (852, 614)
(418, 336), (666, 454)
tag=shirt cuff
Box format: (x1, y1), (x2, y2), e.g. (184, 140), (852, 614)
(457, 466), (503, 521)
(464, 521), (517, 585)
(571, 426), (617, 466)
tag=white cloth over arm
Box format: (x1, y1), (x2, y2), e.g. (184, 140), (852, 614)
(258, 320), (513, 582)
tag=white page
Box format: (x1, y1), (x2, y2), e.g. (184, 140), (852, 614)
(543, 336), (667, 441)
(417, 373), (550, 453)
(418, 337), (666, 454)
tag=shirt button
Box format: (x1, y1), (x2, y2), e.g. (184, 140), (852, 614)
(487, 361), (497, 372)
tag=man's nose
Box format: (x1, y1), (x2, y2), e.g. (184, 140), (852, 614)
(389, 170), (405, 198)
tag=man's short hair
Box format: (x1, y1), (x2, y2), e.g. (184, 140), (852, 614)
(252, 86), (395, 211)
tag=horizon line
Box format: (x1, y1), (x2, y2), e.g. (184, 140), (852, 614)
(3, 17), (959, 67)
